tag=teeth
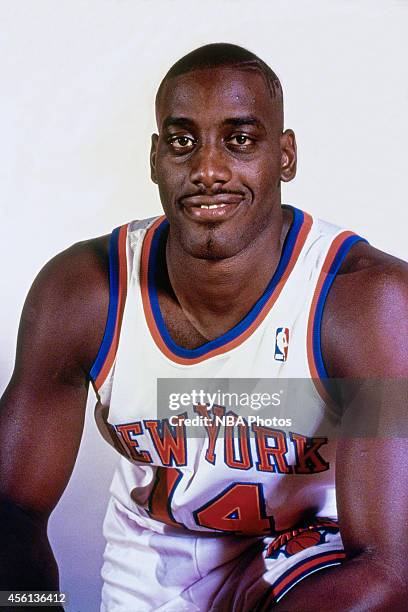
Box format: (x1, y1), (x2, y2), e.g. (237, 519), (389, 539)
(199, 203), (227, 210)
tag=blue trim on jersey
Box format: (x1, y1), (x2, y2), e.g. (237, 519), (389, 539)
(89, 227), (121, 381)
(313, 234), (368, 380)
(147, 206), (305, 359)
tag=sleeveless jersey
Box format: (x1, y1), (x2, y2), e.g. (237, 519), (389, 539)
(89, 205), (365, 537)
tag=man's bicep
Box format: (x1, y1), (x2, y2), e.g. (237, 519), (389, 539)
(336, 433), (408, 565)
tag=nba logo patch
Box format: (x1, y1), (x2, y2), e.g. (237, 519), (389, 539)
(274, 327), (289, 362)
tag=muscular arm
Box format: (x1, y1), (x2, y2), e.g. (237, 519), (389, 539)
(274, 245), (408, 611)
(0, 237), (109, 589)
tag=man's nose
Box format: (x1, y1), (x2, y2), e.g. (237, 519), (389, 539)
(189, 144), (232, 189)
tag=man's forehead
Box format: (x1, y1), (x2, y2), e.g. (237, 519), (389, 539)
(156, 66), (277, 125)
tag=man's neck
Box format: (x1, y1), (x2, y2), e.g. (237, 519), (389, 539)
(164, 206), (291, 341)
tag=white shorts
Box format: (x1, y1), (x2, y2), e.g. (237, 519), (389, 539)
(101, 497), (345, 612)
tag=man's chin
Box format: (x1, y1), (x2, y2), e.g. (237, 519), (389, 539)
(178, 227), (246, 261)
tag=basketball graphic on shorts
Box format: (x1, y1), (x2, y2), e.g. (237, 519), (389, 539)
(285, 530), (322, 555)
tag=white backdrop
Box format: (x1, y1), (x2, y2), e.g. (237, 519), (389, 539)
(1, 1), (407, 610)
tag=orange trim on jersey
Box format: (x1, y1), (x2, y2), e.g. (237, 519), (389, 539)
(272, 550), (346, 600)
(94, 223), (129, 390)
(141, 213), (313, 365)
(307, 230), (357, 404)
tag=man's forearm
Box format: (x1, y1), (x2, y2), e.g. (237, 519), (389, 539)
(271, 554), (406, 611)
(0, 495), (59, 590)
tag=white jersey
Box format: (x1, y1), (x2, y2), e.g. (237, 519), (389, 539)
(89, 206), (366, 610)
(90, 206), (364, 538)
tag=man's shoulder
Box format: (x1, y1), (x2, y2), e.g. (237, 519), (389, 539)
(336, 241), (408, 305)
(322, 241), (408, 378)
(32, 234), (110, 306)
(21, 234), (111, 375)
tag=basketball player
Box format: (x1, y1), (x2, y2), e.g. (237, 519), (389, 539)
(1, 43), (407, 610)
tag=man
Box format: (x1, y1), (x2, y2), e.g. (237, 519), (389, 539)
(0, 43), (407, 610)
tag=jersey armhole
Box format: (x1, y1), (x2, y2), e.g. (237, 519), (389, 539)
(89, 223), (129, 391)
(307, 232), (368, 402)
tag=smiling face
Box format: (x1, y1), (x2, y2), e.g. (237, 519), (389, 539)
(151, 66), (296, 260)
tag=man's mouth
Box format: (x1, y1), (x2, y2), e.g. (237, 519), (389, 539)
(180, 193), (244, 221)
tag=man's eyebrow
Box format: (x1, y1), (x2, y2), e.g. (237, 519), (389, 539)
(162, 116), (195, 130)
(223, 116), (265, 129)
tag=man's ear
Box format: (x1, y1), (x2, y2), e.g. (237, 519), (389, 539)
(150, 134), (158, 184)
(280, 129), (297, 182)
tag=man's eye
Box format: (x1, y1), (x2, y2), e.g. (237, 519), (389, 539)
(169, 136), (195, 149)
(228, 134), (254, 146)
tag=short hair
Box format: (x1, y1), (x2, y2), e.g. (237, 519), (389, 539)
(156, 42), (283, 111)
